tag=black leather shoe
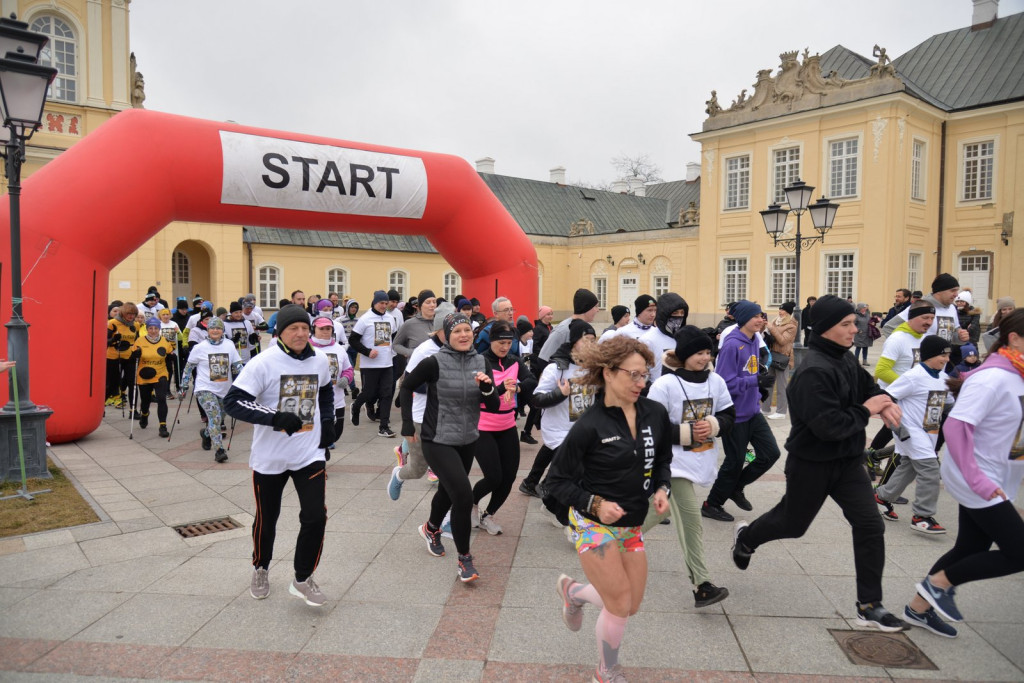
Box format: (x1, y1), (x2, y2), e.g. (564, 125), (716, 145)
(729, 491), (753, 512)
(701, 502), (734, 522)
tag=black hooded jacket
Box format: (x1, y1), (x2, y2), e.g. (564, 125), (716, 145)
(654, 293), (689, 336)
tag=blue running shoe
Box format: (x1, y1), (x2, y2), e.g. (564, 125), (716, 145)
(904, 605), (958, 638)
(916, 576), (963, 622)
(387, 466), (403, 501)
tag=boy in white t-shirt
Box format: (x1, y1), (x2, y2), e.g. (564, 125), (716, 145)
(224, 304), (335, 608)
(874, 336), (954, 534)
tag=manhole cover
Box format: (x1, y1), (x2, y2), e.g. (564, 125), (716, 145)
(174, 517), (243, 538)
(830, 629), (937, 669)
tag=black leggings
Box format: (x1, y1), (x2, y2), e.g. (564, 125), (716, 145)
(139, 378), (169, 424)
(930, 501), (1024, 587)
(869, 424), (893, 451)
(523, 444), (556, 488)
(422, 440), (476, 556)
(252, 460), (327, 582)
(333, 406), (346, 441)
(473, 427), (520, 516)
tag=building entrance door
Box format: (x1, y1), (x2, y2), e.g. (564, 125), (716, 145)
(619, 276), (638, 310)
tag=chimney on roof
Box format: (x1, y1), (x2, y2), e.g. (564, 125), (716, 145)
(627, 177), (645, 196)
(611, 179), (629, 194)
(686, 162), (701, 182)
(550, 166), (566, 184)
(972, 0), (997, 29)
(476, 157), (495, 174)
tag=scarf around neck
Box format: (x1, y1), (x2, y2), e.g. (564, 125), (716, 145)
(998, 347), (1024, 379)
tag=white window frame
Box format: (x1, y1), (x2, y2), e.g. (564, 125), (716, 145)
(820, 250), (857, 300)
(723, 152), (751, 210)
(960, 136), (996, 203)
(766, 254), (796, 307)
(721, 256), (749, 305)
(769, 144), (802, 205)
(30, 14), (78, 104)
(171, 251), (190, 286)
(910, 138), (927, 201)
(593, 277), (608, 309)
(325, 266), (348, 298)
(907, 251), (923, 293)
(257, 264), (282, 311)
(652, 275), (670, 298)
(824, 134), (861, 199)
(443, 271), (460, 301)
(388, 269), (408, 301)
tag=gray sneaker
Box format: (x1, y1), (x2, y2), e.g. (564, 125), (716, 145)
(250, 567), (270, 600)
(289, 575), (326, 606)
(478, 512), (503, 535)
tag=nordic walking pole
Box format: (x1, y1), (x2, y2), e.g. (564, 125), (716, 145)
(226, 416), (236, 451)
(128, 357), (139, 440)
(167, 386), (186, 441)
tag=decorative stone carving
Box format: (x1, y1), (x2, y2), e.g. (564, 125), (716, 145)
(45, 112), (81, 135)
(678, 201), (700, 226)
(650, 256), (671, 276)
(592, 260), (608, 276)
(704, 45), (903, 131)
(130, 52), (146, 109)
(569, 218), (595, 237)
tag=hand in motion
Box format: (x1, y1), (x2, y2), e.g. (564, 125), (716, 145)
(990, 487), (1008, 501)
(691, 419), (712, 442)
(879, 404), (902, 430)
(862, 394), (893, 416)
(597, 499), (626, 525)
(558, 379), (571, 396)
(474, 371), (492, 386)
(652, 489), (669, 515)
(272, 411), (303, 436)
(0, 359), (14, 373)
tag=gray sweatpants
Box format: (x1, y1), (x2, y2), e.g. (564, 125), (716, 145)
(875, 454), (940, 518)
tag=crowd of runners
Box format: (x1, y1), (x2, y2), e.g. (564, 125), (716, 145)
(101, 275), (1024, 683)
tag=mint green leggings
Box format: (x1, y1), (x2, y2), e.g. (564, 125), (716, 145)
(641, 477), (711, 588)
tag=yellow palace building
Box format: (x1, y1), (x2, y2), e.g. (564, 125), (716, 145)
(7, 0), (1022, 328)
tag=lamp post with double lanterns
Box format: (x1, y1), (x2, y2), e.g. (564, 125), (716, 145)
(0, 13), (57, 485)
(760, 179), (839, 357)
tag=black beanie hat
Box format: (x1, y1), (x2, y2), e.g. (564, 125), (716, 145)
(780, 301), (796, 315)
(568, 318), (596, 347)
(634, 294), (656, 315)
(573, 288), (599, 315)
(810, 295), (855, 335)
(931, 272), (959, 293)
(387, 289), (401, 301)
(417, 289), (436, 304)
(674, 325), (713, 362)
(275, 304), (311, 335)
(611, 305), (629, 324)
(229, 301), (243, 313)
(516, 319), (534, 337)
(919, 335), (952, 362)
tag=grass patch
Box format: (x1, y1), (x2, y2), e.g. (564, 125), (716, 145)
(0, 458), (100, 538)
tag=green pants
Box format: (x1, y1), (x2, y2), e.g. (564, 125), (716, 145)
(641, 477), (710, 588)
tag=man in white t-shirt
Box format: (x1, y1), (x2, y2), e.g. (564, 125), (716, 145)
(224, 304), (334, 608)
(617, 294), (658, 341)
(882, 273), (969, 349)
(386, 289), (404, 333)
(349, 290), (398, 438)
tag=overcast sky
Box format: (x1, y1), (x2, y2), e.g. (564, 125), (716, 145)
(129, 0), (1024, 186)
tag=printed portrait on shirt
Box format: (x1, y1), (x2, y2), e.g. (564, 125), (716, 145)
(161, 327), (177, 344)
(373, 321), (392, 346)
(326, 353), (340, 385)
(568, 382), (595, 422)
(912, 348), (921, 367)
(923, 390), (947, 435)
(681, 398), (715, 452)
(208, 353), (229, 382)
(1011, 396), (1024, 461)
(935, 316), (956, 343)
(277, 374), (318, 432)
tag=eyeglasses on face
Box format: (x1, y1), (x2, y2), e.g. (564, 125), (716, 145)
(497, 307), (515, 314)
(613, 367), (650, 383)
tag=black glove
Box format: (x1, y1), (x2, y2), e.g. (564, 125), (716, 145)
(272, 411), (303, 436)
(108, 332), (122, 347)
(130, 348), (142, 361)
(255, 322), (269, 331)
(248, 332), (260, 345)
(232, 330), (244, 343)
(318, 421), (335, 448)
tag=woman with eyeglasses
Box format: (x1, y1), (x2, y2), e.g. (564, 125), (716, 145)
(545, 335), (672, 683)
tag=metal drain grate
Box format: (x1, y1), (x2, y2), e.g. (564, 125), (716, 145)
(830, 629), (937, 670)
(174, 517), (243, 538)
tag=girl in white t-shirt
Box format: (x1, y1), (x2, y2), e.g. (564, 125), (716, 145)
(904, 309), (1024, 638)
(179, 318), (243, 463)
(644, 326), (735, 608)
(310, 316), (353, 451)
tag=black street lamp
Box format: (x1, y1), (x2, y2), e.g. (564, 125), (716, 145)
(0, 14), (57, 485)
(760, 179), (839, 351)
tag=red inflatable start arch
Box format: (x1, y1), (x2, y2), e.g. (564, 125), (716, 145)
(0, 110), (538, 443)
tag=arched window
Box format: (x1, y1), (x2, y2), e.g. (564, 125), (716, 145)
(443, 272), (460, 301)
(388, 270), (407, 301)
(171, 251), (190, 285)
(31, 16), (77, 103)
(258, 266), (280, 310)
(326, 267), (347, 298)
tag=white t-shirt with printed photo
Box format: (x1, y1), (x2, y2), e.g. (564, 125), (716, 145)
(535, 361), (592, 449)
(233, 344), (331, 475)
(351, 310), (396, 369)
(885, 364), (952, 460)
(877, 329), (923, 389)
(188, 340), (241, 397)
(895, 302), (960, 344)
(315, 342), (352, 410)
(941, 366), (1024, 509)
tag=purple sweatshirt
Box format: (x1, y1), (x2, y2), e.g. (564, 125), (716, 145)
(715, 327), (761, 422)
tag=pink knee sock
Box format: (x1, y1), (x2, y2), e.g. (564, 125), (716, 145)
(595, 608), (627, 671)
(569, 582), (605, 609)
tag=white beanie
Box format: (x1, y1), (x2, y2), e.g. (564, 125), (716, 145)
(955, 290), (973, 306)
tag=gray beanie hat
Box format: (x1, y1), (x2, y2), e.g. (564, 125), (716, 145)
(433, 303), (456, 332)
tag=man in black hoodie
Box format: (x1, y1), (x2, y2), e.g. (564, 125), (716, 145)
(731, 296), (908, 632)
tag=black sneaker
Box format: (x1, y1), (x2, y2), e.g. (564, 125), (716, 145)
(520, 431), (538, 445)
(138, 413), (149, 429)
(419, 522), (445, 557)
(351, 408), (360, 426)
(367, 407), (379, 422)
(693, 581), (729, 608)
(894, 496), (909, 505)
(200, 429), (212, 451)
(904, 605), (958, 638)
(457, 553), (479, 583)
(701, 501), (734, 522)
(729, 490), (753, 512)
(855, 602), (909, 632)
(158, 424), (169, 438)
(518, 480), (539, 498)
(378, 427), (396, 438)
(214, 448), (228, 463)
(732, 521), (752, 570)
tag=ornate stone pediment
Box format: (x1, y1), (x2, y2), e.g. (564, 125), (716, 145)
(569, 218), (595, 237)
(703, 46), (903, 132)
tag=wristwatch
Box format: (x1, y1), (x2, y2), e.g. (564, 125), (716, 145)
(658, 484), (671, 499)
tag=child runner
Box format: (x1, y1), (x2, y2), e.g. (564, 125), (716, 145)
(180, 317), (242, 463)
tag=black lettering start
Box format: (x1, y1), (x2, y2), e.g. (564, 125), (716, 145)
(259, 154), (404, 199)
(261, 153), (289, 188)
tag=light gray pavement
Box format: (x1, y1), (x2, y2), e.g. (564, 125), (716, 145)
(2, 346), (1023, 682)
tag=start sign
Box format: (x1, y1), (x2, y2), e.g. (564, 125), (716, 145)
(219, 131), (428, 219)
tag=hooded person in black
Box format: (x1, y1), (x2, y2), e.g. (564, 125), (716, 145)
(640, 292), (689, 380)
(731, 295), (909, 632)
